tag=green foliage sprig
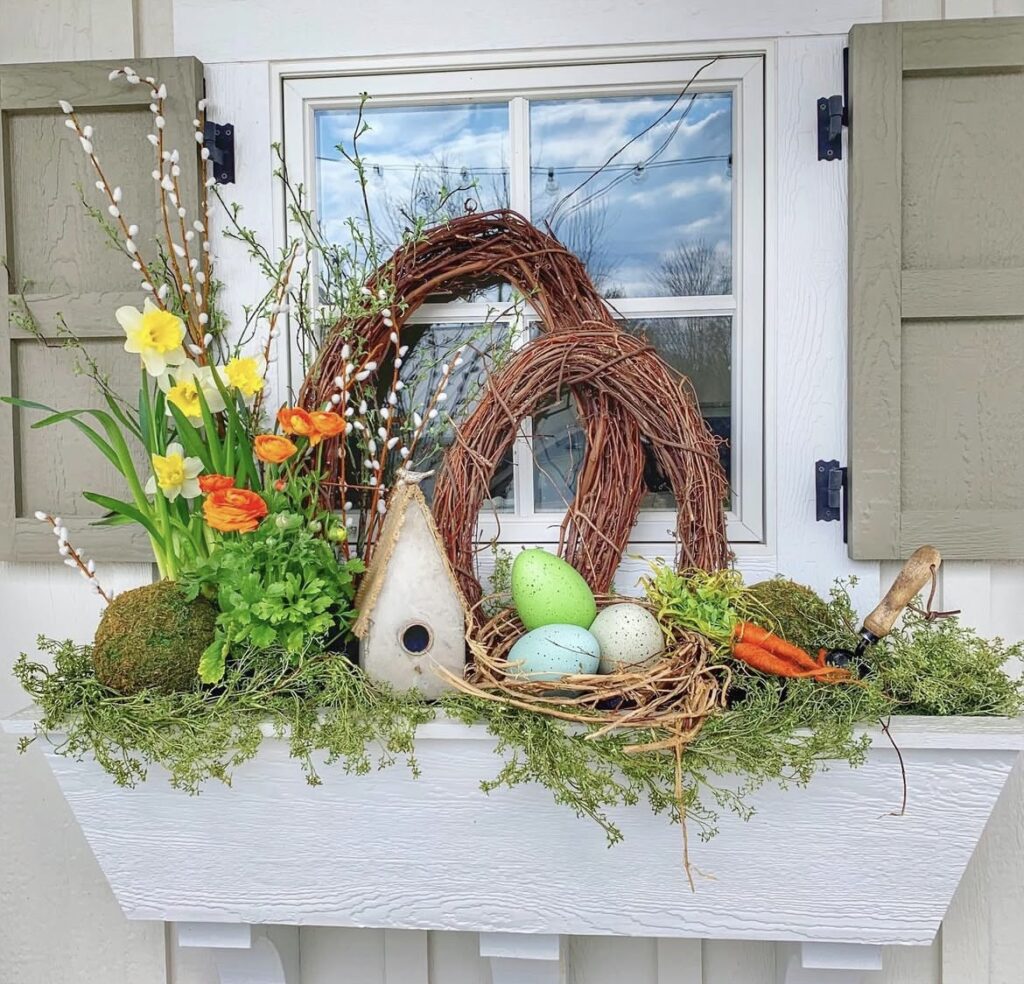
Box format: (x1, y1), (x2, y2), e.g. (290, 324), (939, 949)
(16, 638), (432, 792)
(13, 577), (1023, 846)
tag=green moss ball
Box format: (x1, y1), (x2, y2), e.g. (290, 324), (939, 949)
(92, 581), (217, 695)
(738, 579), (832, 653)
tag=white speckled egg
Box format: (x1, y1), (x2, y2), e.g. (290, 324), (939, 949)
(590, 604), (666, 673)
(506, 624), (601, 682)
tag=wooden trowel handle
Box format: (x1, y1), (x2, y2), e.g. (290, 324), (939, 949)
(863, 545), (942, 639)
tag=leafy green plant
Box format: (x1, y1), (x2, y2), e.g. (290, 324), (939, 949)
(641, 566), (747, 644)
(181, 518), (364, 683)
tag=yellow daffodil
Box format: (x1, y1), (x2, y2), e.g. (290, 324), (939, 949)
(159, 360), (226, 425)
(223, 355), (266, 404)
(117, 298), (187, 377)
(144, 443), (203, 501)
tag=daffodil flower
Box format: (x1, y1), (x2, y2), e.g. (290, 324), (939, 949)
(117, 298), (187, 377)
(145, 443), (203, 501)
(159, 359), (227, 425)
(223, 355), (266, 404)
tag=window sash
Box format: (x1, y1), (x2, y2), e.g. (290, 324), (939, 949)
(282, 53), (764, 543)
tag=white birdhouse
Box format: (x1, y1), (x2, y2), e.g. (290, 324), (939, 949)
(352, 483), (470, 698)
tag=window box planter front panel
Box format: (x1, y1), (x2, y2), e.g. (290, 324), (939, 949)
(3, 715), (1020, 946)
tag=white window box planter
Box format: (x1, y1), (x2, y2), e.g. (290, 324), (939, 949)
(4, 713), (1022, 984)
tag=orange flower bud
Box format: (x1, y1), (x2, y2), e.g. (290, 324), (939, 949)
(310, 410), (345, 439)
(274, 479), (287, 492)
(254, 433), (298, 464)
(203, 488), (268, 533)
(198, 473), (235, 493)
(277, 406), (321, 445)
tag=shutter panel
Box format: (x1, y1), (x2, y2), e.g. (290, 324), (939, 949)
(0, 57), (204, 561)
(848, 18), (1024, 560)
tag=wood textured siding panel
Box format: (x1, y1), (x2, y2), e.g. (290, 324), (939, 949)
(848, 17), (1024, 558)
(0, 56), (203, 560)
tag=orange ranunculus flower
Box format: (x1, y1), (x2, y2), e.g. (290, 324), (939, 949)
(203, 488), (268, 533)
(277, 406), (321, 444)
(198, 473), (235, 493)
(254, 434), (298, 464)
(309, 410), (345, 439)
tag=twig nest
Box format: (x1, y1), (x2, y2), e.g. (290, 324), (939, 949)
(507, 624), (601, 682)
(590, 603), (666, 674)
(511, 549), (597, 630)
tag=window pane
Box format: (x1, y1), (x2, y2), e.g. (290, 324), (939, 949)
(315, 103), (510, 275)
(530, 93), (732, 298)
(532, 317), (732, 511)
(397, 321), (514, 511)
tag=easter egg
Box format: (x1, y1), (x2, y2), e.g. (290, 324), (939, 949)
(511, 549), (597, 630)
(590, 603), (666, 674)
(506, 624), (601, 682)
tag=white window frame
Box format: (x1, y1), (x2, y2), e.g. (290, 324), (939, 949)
(280, 52), (765, 545)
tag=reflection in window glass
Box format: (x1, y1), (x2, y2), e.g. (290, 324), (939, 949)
(530, 93), (732, 298)
(396, 322), (514, 510)
(315, 103), (510, 251)
(532, 318), (732, 512)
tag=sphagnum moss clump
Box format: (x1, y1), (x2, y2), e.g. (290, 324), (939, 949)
(91, 580), (216, 695)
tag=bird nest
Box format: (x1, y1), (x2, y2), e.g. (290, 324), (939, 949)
(438, 596), (729, 754)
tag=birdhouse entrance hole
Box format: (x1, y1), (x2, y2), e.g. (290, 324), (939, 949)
(401, 623), (433, 655)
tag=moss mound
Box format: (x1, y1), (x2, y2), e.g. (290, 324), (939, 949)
(92, 581), (216, 695)
(737, 578), (833, 653)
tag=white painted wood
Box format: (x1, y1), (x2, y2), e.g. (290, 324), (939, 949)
(772, 34), (881, 614)
(384, 929), (430, 984)
(173, 0), (886, 63)
(3, 715), (1019, 949)
(177, 922), (300, 984)
(776, 943), (882, 984)
(0, 0), (135, 63)
(656, 939), (702, 984)
(481, 934), (564, 984)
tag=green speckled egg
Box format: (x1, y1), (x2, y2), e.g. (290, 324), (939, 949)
(590, 603), (666, 673)
(506, 624), (601, 682)
(511, 549), (597, 630)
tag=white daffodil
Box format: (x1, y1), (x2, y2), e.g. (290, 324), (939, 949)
(145, 444), (203, 501)
(117, 298), (187, 377)
(159, 359), (227, 425)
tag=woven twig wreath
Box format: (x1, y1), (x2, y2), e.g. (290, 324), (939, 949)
(299, 210), (728, 599)
(433, 329), (729, 604)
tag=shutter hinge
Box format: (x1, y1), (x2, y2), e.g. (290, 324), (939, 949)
(203, 120), (235, 184)
(817, 46), (849, 162)
(815, 459), (848, 542)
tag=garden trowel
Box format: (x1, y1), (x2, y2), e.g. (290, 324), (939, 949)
(825, 545), (942, 672)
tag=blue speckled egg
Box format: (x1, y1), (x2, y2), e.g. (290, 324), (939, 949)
(505, 624), (601, 682)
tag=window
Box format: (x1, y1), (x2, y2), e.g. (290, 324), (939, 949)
(283, 54), (764, 544)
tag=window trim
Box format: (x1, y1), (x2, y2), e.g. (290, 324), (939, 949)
(279, 50), (766, 545)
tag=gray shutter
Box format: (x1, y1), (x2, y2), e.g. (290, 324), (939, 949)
(0, 57), (204, 561)
(848, 17), (1024, 560)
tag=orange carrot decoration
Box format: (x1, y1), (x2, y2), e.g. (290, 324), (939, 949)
(730, 622), (853, 683)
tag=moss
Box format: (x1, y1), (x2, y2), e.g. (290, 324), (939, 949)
(92, 581), (217, 695)
(736, 578), (840, 653)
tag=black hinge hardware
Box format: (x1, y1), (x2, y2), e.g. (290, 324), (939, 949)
(817, 46), (849, 162)
(203, 121), (235, 184)
(815, 459), (848, 542)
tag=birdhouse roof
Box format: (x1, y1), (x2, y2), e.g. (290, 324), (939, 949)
(352, 482), (472, 639)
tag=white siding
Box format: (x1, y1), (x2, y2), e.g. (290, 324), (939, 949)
(1, 1), (1021, 983)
